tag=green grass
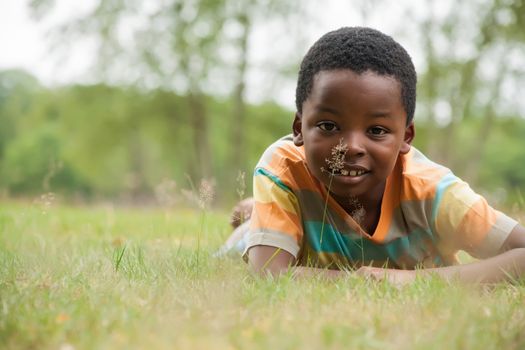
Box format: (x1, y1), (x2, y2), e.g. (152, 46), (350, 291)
(1, 202), (524, 350)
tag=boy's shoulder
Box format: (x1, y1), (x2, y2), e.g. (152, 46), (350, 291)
(401, 147), (451, 177)
(256, 134), (306, 173)
(255, 135), (315, 191)
(398, 147), (457, 200)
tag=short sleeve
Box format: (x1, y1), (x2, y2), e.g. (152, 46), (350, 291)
(433, 176), (518, 258)
(242, 168), (303, 260)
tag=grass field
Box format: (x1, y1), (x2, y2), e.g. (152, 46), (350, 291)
(1, 201), (524, 349)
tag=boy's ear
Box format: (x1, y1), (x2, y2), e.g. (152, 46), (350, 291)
(292, 112), (304, 146)
(400, 122), (415, 154)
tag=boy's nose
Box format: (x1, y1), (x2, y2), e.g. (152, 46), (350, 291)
(344, 133), (366, 157)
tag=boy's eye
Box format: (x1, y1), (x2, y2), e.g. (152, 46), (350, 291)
(369, 127), (387, 135)
(317, 122), (338, 132)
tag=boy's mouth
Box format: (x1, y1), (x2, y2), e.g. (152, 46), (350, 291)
(330, 167), (369, 177)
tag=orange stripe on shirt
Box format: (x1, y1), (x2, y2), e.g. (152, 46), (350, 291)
(399, 149), (449, 201)
(250, 201), (303, 244)
(455, 198), (498, 252)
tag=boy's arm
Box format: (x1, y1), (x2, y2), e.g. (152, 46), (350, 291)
(499, 223), (525, 252)
(249, 224), (525, 284)
(360, 224), (525, 285)
(248, 245), (346, 279)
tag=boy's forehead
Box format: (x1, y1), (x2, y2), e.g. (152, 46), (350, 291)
(310, 69), (403, 100)
(305, 69), (408, 122)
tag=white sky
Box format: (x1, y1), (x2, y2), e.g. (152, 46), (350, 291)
(0, 1), (97, 85)
(0, 2), (41, 68)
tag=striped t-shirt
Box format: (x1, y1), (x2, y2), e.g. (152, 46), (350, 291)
(244, 135), (518, 269)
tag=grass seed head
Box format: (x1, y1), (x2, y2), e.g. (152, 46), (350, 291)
(33, 192), (56, 214)
(324, 138), (348, 174)
(236, 171), (246, 199)
(198, 179), (215, 209)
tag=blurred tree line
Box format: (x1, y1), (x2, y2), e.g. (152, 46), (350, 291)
(1, 0), (524, 207)
(0, 70), (291, 203)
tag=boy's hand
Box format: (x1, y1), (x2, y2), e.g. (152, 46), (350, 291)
(356, 266), (416, 286)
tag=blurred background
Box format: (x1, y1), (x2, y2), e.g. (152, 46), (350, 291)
(0, 0), (524, 209)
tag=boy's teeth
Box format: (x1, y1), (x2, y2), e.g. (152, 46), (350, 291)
(347, 170), (365, 176)
(334, 169), (366, 176)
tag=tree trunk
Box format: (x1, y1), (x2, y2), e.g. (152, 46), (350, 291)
(420, 0), (441, 161)
(127, 125), (146, 201)
(462, 60), (507, 185)
(230, 13), (250, 178)
(188, 92), (211, 180)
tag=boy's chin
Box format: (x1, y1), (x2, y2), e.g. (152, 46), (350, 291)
(327, 187), (366, 200)
(322, 177), (368, 196)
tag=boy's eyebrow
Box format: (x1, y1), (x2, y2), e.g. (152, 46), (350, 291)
(314, 106), (401, 119)
(315, 106), (341, 115)
(368, 111), (394, 118)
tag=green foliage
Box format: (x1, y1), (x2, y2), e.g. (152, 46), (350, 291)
(479, 118), (525, 201)
(0, 70), (294, 203)
(0, 69), (41, 160)
(2, 125), (72, 194)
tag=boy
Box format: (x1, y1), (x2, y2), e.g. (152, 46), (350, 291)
(229, 27), (525, 284)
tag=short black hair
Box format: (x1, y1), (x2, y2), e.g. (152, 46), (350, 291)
(295, 27), (417, 125)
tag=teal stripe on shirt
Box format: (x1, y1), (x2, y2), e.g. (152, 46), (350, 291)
(304, 221), (436, 264)
(254, 167), (292, 193)
(431, 172), (458, 225)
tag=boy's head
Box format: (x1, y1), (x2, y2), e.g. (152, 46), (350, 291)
(291, 27), (416, 205)
(295, 27), (417, 125)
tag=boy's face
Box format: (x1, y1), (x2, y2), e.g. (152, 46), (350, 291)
(292, 69), (414, 202)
